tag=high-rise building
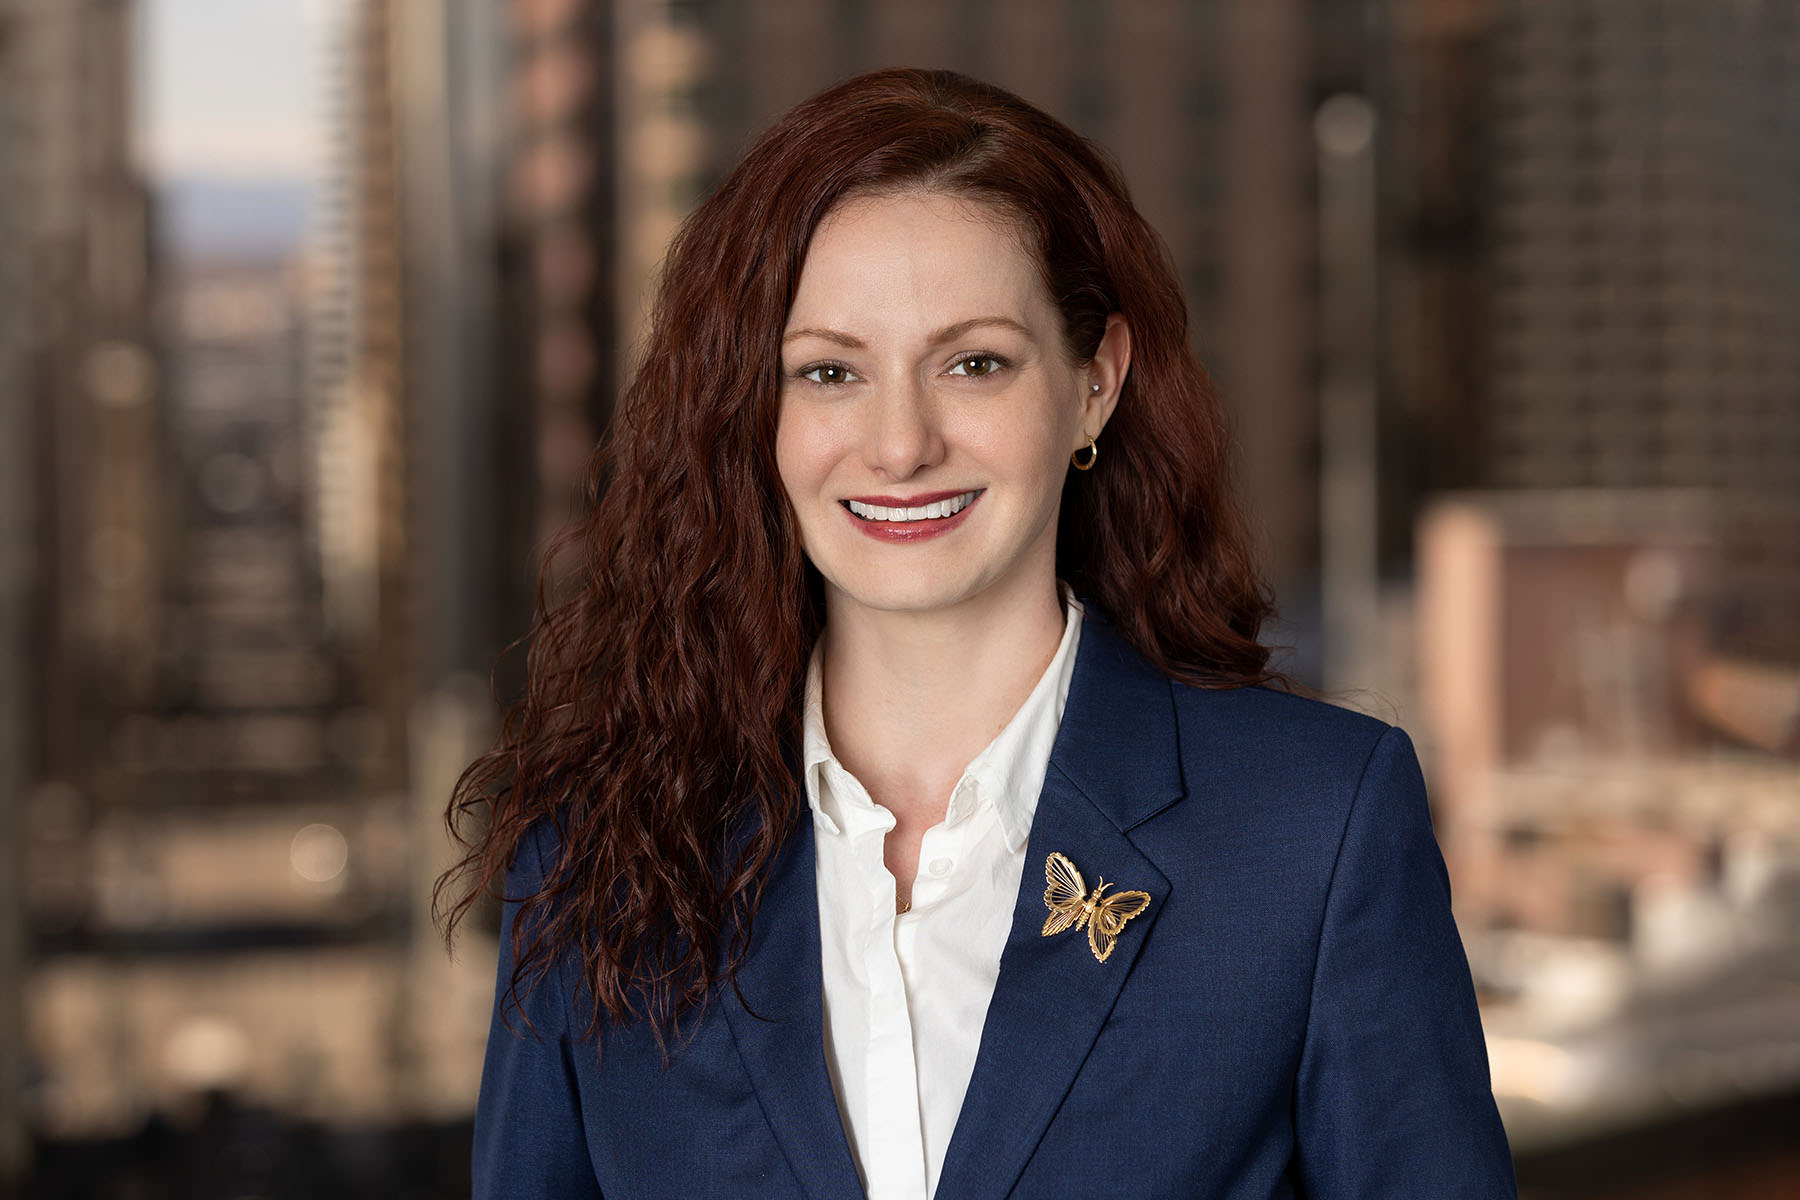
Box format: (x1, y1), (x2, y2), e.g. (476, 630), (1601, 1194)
(310, 0), (415, 791)
(385, 0), (521, 1118)
(387, 0), (516, 691)
(509, 0), (617, 569)
(1484, 2), (1800, 497)
(0, 0), (160, 776)
(1391, 0), (1800, 660)
(0, 2), (40, 1181)
(0, 0), (157, 1171)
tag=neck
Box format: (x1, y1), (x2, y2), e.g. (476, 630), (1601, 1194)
(818, 571), (1067, 826)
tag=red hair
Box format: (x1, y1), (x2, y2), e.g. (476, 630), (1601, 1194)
(437, 68), (1276, 1046)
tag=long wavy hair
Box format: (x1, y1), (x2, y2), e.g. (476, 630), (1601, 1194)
(437, 68), (1277, 1048)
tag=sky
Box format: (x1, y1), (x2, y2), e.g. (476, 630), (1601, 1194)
(138, 0), (333, 182)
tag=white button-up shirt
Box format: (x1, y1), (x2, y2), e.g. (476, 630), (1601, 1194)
(803, 596), (1083, 1200)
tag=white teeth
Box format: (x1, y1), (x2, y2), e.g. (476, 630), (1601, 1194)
(846, 491), (979, 522)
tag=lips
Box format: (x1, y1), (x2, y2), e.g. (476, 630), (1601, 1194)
(842, 489), (981, 523)
(839, 488), (983, 543)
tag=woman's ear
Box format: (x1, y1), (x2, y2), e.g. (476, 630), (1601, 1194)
(1080, 313), (1132, 441)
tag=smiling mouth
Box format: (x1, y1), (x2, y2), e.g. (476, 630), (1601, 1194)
(842, 490), (982, 523)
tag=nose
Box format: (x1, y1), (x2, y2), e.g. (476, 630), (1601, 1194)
(861, 375), (945, 480)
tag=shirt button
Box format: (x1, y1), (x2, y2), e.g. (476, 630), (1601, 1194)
(928, 857), (953, 877)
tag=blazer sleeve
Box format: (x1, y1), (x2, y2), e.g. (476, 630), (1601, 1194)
(1293, 726), (1518, 1198)
(471, 821), (604, 1199)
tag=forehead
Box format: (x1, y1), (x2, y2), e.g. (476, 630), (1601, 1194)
(785, 190), (1051, 331)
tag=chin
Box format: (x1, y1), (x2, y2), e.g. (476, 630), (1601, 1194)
(809, 529), (1053, 620)
(826, 576), (973, 616)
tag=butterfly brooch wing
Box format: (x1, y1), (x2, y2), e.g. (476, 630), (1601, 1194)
(1041, 851), (1088, 937)
(1086, 887), (1152, 963)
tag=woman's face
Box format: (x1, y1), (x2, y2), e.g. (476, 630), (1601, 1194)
(776, 189), (1126, 622)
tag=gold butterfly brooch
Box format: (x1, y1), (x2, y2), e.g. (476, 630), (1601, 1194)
(1041, 851), (1152, 963)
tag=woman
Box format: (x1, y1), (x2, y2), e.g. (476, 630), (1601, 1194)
(444, 69), (1516, 1199)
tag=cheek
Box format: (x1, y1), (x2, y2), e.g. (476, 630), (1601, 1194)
(956, 398), (1078, 488)
(773, 409), (812, 503)
(774, 404), (839, 514)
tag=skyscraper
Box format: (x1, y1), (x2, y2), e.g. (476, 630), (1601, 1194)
(1394, 0), (1800, 661)
(509, 0), (617, 568)
(0, 0), (159, 777)
(0, 2), (39, 1180)
(1483, 0), (1800, 662)
(0, 0), (156, 1170)
(310, 0), (414, 789)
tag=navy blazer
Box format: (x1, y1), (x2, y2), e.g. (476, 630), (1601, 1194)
(473, 614), (1518, 1198)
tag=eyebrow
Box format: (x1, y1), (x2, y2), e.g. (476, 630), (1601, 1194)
(780, 315), (1032, 349)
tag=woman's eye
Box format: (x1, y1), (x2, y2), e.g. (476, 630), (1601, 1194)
(798, 362), (855, 385)
(948, 354), (1006, 378)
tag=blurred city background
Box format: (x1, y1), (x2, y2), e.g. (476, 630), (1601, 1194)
(0, 0), (1796, 1195)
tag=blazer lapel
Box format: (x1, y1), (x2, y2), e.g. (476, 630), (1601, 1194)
(719, 811), (866, 1200)
(934, 615), (1184, 1200)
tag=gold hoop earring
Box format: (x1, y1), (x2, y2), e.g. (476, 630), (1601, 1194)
(1070, 437), (1098, 471)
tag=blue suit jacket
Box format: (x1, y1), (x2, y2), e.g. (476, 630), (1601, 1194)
(473, 614), (1518, 1198)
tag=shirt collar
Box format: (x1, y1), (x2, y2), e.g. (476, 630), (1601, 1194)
(801, 646), (847, 836)
(801, 588), (1084, 851)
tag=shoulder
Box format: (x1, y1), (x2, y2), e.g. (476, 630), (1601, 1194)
(1066, 610), (1417, 826)
(497, 814), (564, 902)
(1161, 680), (1421, 844)
(490, 815), (585, 1027)
(1072, 603), (1396, 774)
(1173, 676), (1425, 816)
(1170, 680), (1400, 779)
